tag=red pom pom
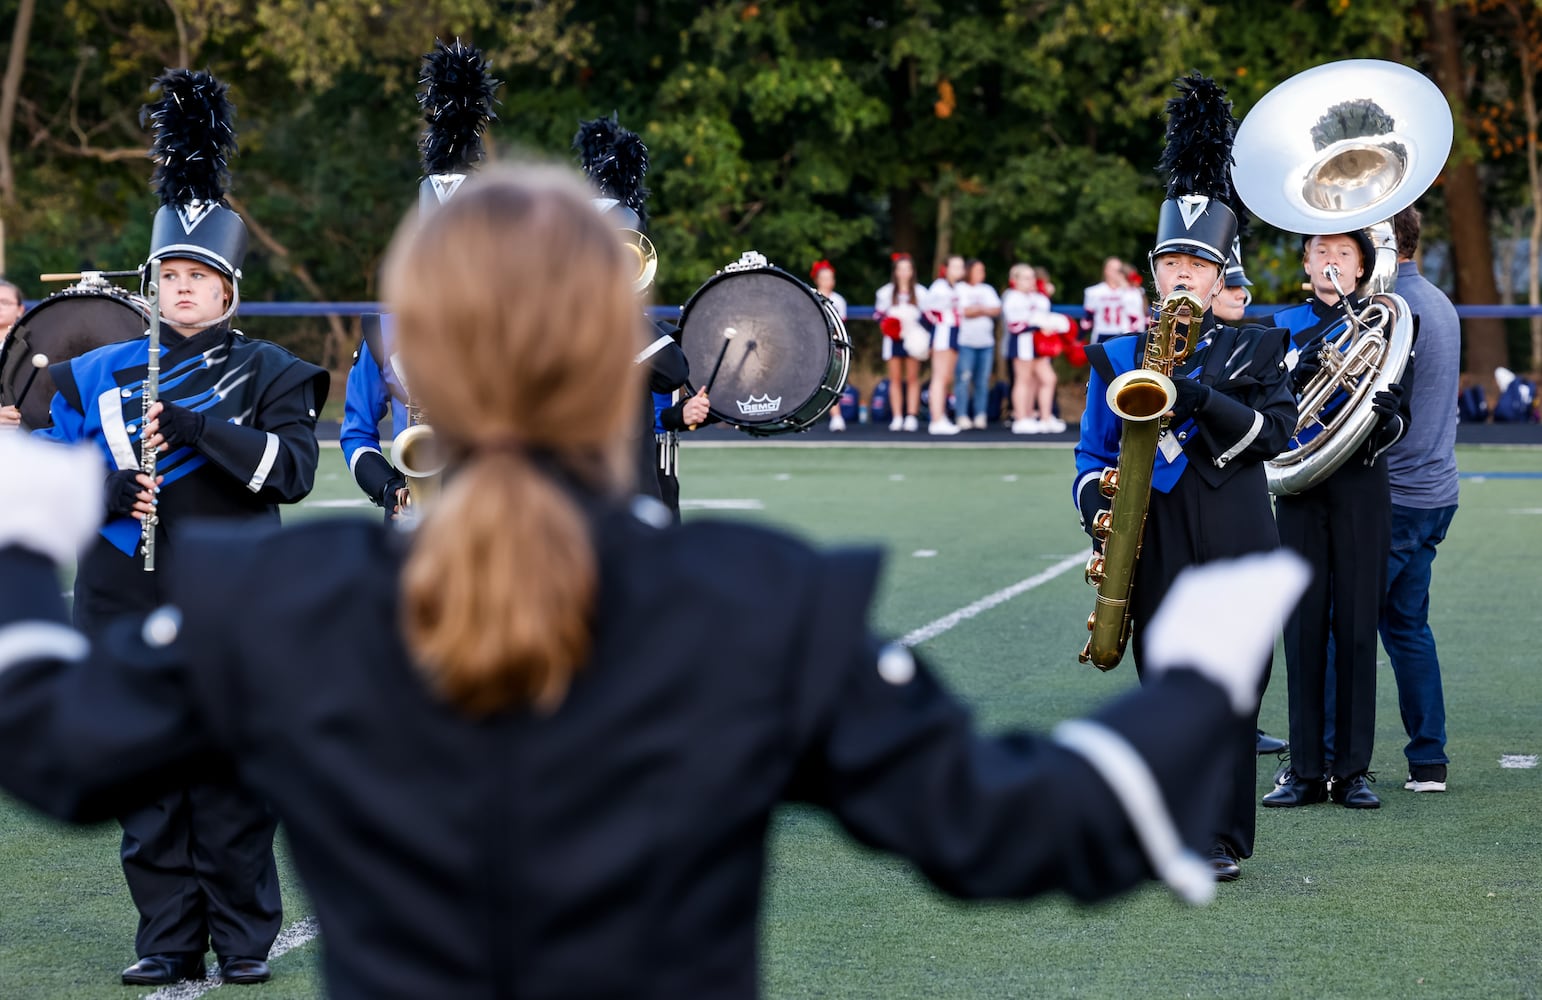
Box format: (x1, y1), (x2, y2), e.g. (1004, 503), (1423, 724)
(1064, 335), (1088, 367)
(880, 316), (902, 339)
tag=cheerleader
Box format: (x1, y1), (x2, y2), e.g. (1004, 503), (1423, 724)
(810, 260), (849, 431)
(873, 253), (926, 431)
(925, 255), (966, 434)
(1002, 263), (1071, 434)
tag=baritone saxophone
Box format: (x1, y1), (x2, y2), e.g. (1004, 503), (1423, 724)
(1078, 287), (1200, 670)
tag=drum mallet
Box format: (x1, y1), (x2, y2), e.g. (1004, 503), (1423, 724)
(702, 326), (738, 396)
(13, 354), (49, 408)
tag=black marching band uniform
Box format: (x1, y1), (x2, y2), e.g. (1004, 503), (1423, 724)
(1073, 76), (1298, 875)
(34, 71), (327, 985)
(0, 425), (1308, 996)
(574, 115), (693, 518)
(1267, 268), (1411, 807)
(342, 41), (500, 518)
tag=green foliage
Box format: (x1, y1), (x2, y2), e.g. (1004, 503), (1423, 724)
(0, 0), (1528, 364)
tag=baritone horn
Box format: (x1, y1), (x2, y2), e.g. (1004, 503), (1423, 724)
(621, 228), (657, 292)
(1230, 59), (1452, 495)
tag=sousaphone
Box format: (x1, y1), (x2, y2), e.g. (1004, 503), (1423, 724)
(1231, 59), (1452, 495)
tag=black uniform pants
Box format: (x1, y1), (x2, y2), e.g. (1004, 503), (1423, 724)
(74, 538), (283, 960)
(1276, 458), (1390, 780)
(1127, 466), (1278, 860)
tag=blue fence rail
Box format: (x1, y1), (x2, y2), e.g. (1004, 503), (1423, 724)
(218, 303), (1542, 321)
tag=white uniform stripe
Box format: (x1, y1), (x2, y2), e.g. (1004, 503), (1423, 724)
(1053, 719), (1215, 906)
(1215, 411), (1264, 468)
(348, 444), (383, 477)
(633, 334), (675, 365)
(96, 387), (138, 471)
(0, 622), (89, 674)
(246, 432), (280, 492)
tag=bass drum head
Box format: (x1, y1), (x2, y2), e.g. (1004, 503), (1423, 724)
(0, 288), (149, 429)
(679, 267), (838, 432)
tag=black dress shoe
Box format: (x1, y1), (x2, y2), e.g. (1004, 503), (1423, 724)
(219, 956), (273, 984)
(1261, 768), (1327, 807)
(1208, 842), (1241, 882)
(1330, 772), (1381, 809)
(121, 953), (207, 986)
(1255, 729), (1289, 755)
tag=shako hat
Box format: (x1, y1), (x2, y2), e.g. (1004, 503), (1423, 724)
(1152, 73), (1240, 268)
(418, 39), (500, 214)
(142, 69), (247, 280)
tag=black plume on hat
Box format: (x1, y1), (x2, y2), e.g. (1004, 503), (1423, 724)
(1158, 73), (1236, 203)
(1152, 73), (1240, 268)
(142, 69), (237, 208)
(140, 69), (247, 279)
(574, 114), (650, 228)
(419, 39), (500, 177)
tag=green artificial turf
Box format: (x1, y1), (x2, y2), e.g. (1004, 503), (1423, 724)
(1, 443), (1537, 998)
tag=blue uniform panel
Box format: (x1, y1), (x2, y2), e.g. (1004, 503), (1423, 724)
(340, 315), (410, 477)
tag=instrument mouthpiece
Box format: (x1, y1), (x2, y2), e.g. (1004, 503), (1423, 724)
(723, 326), (738, 340)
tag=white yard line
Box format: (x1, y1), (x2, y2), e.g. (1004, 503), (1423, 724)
(142, 916), (321, 1000)
(1499, 754), (1538, 769)
(899, 551), (1090, 648)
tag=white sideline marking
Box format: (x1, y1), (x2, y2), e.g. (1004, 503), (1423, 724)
(1508, 508), (1542, 515)
(1002, 475), (1019, 482)
(912, 549), (938, 558)
(773, 473), (791, 481)
(900, 550), (1090, 648)
(1499, 754), (1538, 769)
(889, 474), (906, 481)
(142, 916), (320, 999)
(679, 498), (765, 511)
(304, 499), (373, 508)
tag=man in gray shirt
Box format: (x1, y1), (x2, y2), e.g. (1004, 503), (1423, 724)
(1382, 204), (1459, 793)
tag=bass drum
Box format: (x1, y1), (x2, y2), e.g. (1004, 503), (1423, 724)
(678, 259), (850, 435)
(0, 284), (149, 429)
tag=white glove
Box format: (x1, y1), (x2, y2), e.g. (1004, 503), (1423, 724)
(0, 434), (105, 565)
(1142, 550), (1311, 714)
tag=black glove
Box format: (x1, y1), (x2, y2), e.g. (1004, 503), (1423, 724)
(1290, 352), (1323, 395)
(1078, 478), (1112, 548)
(1167, 377), (1211, 425)
(1371, 383), (1406, 425)
(105, 469), (148, 517)
(377, 474), (408, 510)
(156, 401), (205, 449)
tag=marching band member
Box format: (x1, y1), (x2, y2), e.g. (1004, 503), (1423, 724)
(574, 113), (692, 510)
(341, 41), (498, 519)
(0, 279), (23, 429)
(925, 254), (966, 434)
(1073, 75), (1298, 882)
(1214, 238), (1291, 758)
(0, 163), (1312, 998)
(1263, 229), (1412, 810)
(1082, 257), (1146, 344)
(811, 260), (849, 431)
(874, 253), (926, 431)
(1002, 262), (1070, 434)
(34, 70), (327, 987)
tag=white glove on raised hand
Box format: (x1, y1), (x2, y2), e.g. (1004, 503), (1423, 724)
(0, 433), (105, 565)
(1142, 550), (1311, 714)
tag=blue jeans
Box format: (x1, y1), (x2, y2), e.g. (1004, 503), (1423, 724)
(956, 345), (994, 419)
(1379, 503), (1457, 766)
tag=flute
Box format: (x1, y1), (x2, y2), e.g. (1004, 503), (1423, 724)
(140, 265), (162, 572)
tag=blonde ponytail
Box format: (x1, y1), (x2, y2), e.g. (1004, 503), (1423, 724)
(382, 165), (642, 715)
(402, 452), (595, 714)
